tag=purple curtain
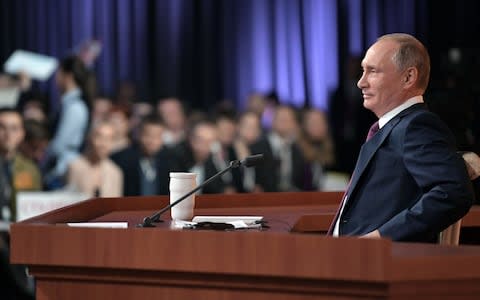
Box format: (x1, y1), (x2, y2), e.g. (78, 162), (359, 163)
(0, 0), (425, 110)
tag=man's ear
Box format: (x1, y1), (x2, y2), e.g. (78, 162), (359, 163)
(403, 67), (418, 89)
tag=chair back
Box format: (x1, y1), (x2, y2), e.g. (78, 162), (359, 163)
(439, 219), (462, 246)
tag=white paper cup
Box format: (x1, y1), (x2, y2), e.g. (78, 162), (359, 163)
(169, 172), (197, 221)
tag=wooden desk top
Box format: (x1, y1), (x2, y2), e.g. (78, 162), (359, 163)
(9, 191), (480, 300)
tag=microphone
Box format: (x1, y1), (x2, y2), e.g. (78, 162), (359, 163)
(137, 154), (264, 227)
(240, 154), (264, 168)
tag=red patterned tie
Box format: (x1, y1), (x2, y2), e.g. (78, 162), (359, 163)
(327, 120), (380, 235)
(366, 121), (380, 142)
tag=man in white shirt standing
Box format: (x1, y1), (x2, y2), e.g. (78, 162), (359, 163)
(329, 33), (474, 242)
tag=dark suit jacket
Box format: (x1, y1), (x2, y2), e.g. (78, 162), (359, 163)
(250, 137), (309, 192)
(337, 104), (474, 243)
(111, 145), (180, 196)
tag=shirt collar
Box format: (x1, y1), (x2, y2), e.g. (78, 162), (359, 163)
(378, 95), (424, 128)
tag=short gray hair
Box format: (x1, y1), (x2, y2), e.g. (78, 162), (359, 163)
(378, 33), (430, 91)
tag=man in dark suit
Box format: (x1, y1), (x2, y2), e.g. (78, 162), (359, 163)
(330, 33), (474, 243)
(174, 120), (232, 194)
(251, 105), (309, 192)
(111, 114), (179, 196)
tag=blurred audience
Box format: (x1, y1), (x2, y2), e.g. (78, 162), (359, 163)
(18, 120), (49, 166)
(111, 114), (179, 196)
(174, 120), (227, 193)
(234, 111), (262, 192)
(0, 109), (42, 221)
(92, 96), (113, 124)
(251, 105), (308, 192)
(108, 106), (131, 153)
(213, 112), (243, 193)
(67, 121), (122, 197)
(0, 67), (476, 198)
(246, 91), (279, 131)
(157, 97), (187, 147)
(129, 101), (153, 140)
(115, 80), (137, 111)
(20, 93), (49, 124)
(43, 56), (93, 188)
(234, 111), (262, 159)
(298, 108), (335, 190)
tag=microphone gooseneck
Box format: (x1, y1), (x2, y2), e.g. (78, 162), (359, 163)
(137, 154), (264, 227)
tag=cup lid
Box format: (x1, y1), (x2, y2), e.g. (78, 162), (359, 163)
(169, 172), (197, 179)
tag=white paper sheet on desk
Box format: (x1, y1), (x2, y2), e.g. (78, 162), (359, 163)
(4, 50), (58, 81)
(67, 222), (128, 228)
(192, 216), (263, 225)
(173, 219), (261, 230)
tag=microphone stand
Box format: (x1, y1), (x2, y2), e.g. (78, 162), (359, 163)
(138, 160), (242, 227)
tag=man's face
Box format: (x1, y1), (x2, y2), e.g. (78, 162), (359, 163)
(190, 124), (217, 163)
(157, 99), (185, 131)
(92, 98), (112, 122)
(304, 110), (328, 141)
(238, 113), (260, 145)
(108, 111), (129, 138)
(0, 112), (24, 155)
(216, 118), (236, 147)
(272, 107), (298, 139)
(139, 124), (164, 157)
(357, 39), (406, 117)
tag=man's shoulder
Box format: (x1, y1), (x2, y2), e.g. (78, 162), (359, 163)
(393, 105), (451, 136)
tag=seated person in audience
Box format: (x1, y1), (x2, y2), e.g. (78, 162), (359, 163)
(108, 106), (131, 154)
(67, 121), (123, 197)
(20, 94), (49, 124)
(129, 101), (153, 140)
(19, 120), (50, 166)
(234, 111), (262, 159)
(233, 111), (262, 192)
(91, 96), (113, 124)
(298, 108), (336, 190)
(213, 112), (243, 193)
(174, 120), (226, 194)
(0, 108), (42, 222)
(111, 114), (179, 196)
(157, 97), (187, 147)
(114, 80), (137, 111)
(251, 105), (309, 192)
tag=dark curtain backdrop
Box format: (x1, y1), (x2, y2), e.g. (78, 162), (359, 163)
(0, 0), (426, 110)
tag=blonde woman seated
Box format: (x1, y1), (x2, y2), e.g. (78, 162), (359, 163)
(67, 121), (123, 197)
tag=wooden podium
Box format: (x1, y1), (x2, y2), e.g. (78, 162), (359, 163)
(10, 192), (480, 299)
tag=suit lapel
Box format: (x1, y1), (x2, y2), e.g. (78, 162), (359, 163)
(346, 103), (425, 200)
